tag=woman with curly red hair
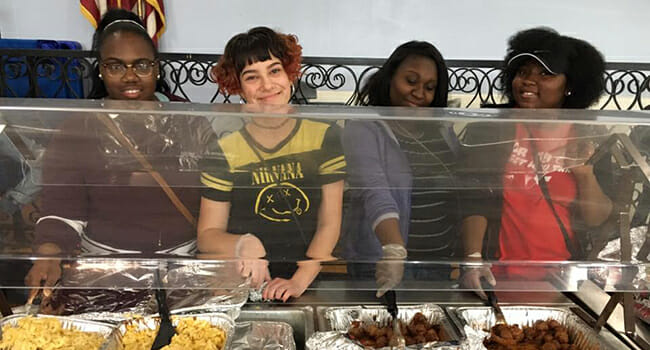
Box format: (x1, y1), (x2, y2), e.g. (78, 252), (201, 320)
(197, 27), (346, 301)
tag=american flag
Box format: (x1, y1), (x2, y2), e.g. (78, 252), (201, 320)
(80, 0), (166, 45)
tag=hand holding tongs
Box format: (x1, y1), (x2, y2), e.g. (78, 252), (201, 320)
(24, 282), (47, 316)
(381, 290), (405, 349)
(24, 291), (40, 316)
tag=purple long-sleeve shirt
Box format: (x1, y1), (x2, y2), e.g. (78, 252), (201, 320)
(341, 120), (412, 260)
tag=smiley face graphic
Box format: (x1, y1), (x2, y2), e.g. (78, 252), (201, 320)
(254, 182), (310, 222)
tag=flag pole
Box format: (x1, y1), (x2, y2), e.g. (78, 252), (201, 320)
(136, 0), (145, 21)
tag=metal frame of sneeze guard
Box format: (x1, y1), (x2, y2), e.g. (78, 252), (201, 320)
(0, 97), (649, 123)
(1, 99), (650, 348)
(582, 133), (650, 344)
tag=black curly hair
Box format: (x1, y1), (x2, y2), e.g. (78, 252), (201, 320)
(502, 27), (605, 109)
(354, 41), (449, 107)
(88, 8), (169, 99)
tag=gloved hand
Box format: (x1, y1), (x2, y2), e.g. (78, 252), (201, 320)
(235, 233), (266, 258)
(235, 234), (270, 289)
(263, 277), (309, 302)
(459, 262), (496, 300)
(375, 244), (407, 298)
(24, 259), (62, 302)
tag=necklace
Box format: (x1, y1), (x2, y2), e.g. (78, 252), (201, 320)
(250, 118), (292, 130)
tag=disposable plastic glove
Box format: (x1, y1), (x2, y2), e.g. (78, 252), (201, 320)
(375, 244), (407, 298)
(235, 234), (270, 288)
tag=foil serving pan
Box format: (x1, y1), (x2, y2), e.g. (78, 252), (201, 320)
(448, 306), (614, 350)
(231, 321), (296, 350)
(306, 304), (462, 350)
(593, 225), (648, 291)
(110, 312), (235, 349)
(53, 294), (247, 324)
(56, 311), (149, 325)
(169, 303), (245, 320)
(165, 261), (250, 319)
(60, 292), (247, 323)
(0, 314), (119, 350)
(306, 331), (463, 350)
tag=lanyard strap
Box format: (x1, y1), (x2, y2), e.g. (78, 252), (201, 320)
(98, 115), (197, 227)
(525, 126), (579, 258)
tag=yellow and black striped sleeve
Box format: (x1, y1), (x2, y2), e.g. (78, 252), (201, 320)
(199, 142), (234, 202)
(318, 124), (347, 184)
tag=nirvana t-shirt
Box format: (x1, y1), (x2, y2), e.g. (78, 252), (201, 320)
(394, 125), (459, 261)
(200, 119), (346, 260)
(499, 124), (578, 266)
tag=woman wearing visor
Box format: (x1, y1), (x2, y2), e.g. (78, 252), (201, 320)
(459, 28), (614, 297)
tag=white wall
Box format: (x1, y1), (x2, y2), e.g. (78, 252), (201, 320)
(1, 0), (649, 62)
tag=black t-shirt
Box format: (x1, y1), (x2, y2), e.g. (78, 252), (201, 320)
(394, 124), (459, 260)
(200, 119), (346, 260)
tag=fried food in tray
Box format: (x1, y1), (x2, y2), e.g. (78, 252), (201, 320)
(347, 312), (443, 348)
(0, 316), (106, 350)
(118, 314), (231, 350)
(483, 320), (577, 350)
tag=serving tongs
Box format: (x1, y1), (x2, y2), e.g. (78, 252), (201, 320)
(151, 269), (176, 350)
(481, 277), (506, 325)
(381, 290), (406, 349)
(24, 282), (46, 316)
(24, 291), (40, 316)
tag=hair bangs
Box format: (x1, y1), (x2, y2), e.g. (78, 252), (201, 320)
(213, 27), (303, 96)
(232, 32), (286, 75)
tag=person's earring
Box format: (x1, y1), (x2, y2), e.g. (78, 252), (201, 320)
(98, 73), (103, 80)
(565, 91), (572, 96)
(156, 74), (160, 79)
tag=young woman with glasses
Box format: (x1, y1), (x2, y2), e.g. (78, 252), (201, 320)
(88, 9), (183, 102)
(25, 10), (213, 314)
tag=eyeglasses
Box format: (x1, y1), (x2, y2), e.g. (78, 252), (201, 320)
(101, 59), (157, 77)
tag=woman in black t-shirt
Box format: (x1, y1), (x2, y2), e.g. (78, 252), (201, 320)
(197, 27), (346, 302)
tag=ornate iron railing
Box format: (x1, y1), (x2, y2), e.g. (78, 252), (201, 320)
(1, 49), (649, 109)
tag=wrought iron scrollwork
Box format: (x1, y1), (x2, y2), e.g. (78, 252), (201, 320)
(2, 48), (650, 110)
(448, 67), (483, 107)
(602, 70), (649, 110)
(0, 55), (26, 97)
(636, 75), (650, 110)
(297, 63), (329, 102)
(326, 65), (360, 105)
(0, 52), (92, 99)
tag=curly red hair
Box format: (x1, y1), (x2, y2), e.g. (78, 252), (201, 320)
(211, 27), (302, 96)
